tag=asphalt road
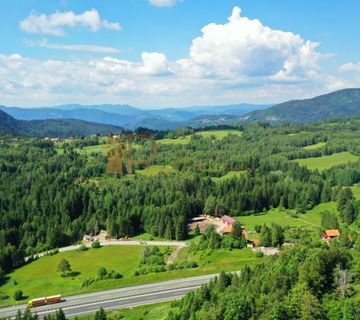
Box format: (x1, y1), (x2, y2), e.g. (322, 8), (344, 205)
(0, 274), (217, 319)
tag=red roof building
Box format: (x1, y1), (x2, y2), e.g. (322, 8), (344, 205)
(325, 229), (340, 238)
(221, 215), (236, 226)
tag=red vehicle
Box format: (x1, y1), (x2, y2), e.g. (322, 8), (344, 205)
(27, 295), (62, 308)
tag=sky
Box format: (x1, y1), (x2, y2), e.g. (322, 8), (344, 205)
(1, 0), (360, 108)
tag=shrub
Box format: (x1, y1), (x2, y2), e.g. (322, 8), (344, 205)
(255, 251), (264, 258)
(97, 267), (107, 280)
(91, 240), (101, 249)
(13, 289), (24, 301)
(78, 244), (88, 251)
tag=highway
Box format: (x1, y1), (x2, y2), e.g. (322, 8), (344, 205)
(0, 274), (217, 319)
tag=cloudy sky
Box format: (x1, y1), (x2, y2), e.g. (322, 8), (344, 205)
(1, 0), (360, 108)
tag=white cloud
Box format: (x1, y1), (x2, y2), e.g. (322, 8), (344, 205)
(140, 52), (171, 75)
(339, 62), (360, 73)
(26, 39), (121, 54)
(178, 6), (321, 81)
(0, 7), (351, 107)
(20, 9), (121, 36)
(149, 0), (177, 8)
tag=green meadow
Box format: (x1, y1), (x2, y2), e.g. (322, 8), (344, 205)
(293, 152), (359, 171)
(303, 142), (326, 150)
(75, 301), (172, 320)
(236, 202), (338, 233)
(136, 165), (176, 176)
(0, 245), (263, 307)
(157, 130), (242, 145)
(211, 171), (247, 182)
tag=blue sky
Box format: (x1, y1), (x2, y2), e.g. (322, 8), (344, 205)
(1, 0), (360, 107)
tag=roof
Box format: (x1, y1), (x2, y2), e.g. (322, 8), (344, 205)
(221, 215), (236, 225)
(325, 229), (340, 237)
(223, 225), (233, 233)
(253, 239), (260, 246)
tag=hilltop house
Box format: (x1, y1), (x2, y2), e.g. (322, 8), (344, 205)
(322, 229), (340, 241)
(221, 215), (236, 227)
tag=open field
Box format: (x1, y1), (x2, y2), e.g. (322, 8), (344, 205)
(157, 130), (242, 145)
(351, 184), (360, 199)
(236, 202), (337, 233)
(211, 171), (246, 182)
(0, 245), (263, 307)
(292, 152), (359, 171)
(303, 142), (326, 150)
(176, 247), (267, 273)
(136, 165), (176, 176)
(75, 301), (172, 320)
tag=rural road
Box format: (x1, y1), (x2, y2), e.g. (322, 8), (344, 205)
(26, 240), (188, 261)
(0, 274), (217, 319)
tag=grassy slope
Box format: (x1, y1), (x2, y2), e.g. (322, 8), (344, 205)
(236, 202), (338, 233)
(293, 152), (359, 171)
(0, 245), (263, 307)
(74, 301), (172, 320)
(211, 171), (247, 182)
(136, 165), (176, 176)
(303, 142), (326, 150)
(351, 184), (360, 199)
(157, 130), (242, 145)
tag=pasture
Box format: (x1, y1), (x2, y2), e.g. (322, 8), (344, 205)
(136, 165), (176, 176)
(292, 152), (359, 171)
(157, 130), (242, 145)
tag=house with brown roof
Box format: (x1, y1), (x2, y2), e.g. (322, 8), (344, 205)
(322, 229), (340, 242)
(221, 215), (236, 226)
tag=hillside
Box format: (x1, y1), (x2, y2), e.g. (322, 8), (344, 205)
(0, 110), (123, 137)
(245, 88), (360, 123)
(0, 103), (269, 130)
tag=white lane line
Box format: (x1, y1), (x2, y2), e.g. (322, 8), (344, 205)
(32, 285), (201, 316)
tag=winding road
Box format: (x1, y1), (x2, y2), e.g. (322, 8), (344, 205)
(0, 274), (217, 319)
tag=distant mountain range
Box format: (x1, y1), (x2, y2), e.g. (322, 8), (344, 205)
(0, 103), (270, 130)
(0, 110), (123, 138)
(244, 88), (360, 123)
(1, 88), (360, 137)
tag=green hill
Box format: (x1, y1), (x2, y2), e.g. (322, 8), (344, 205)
(245, 88), (360, 123)
(0, 110), (123, 137)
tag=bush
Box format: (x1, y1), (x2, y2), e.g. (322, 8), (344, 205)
(97, 267), (107, 280)
(255, 251), (264, 258)
(91, 240), (101, 249)
(78, 244), (88, 251)
(13, 289), (24, 301)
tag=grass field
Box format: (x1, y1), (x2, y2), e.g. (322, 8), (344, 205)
(292, 152), (359, 171)
(0, 246), (171, 307)
(136, 165), (176, 176)
(157, 130), (242, 145)
(303, 142), (326, 150)
(351, 184), (360, 199)
(0, 245), (264, 307)
(75, 301), (172, 320)
(236, 202), (337, 233)
(176, 247), (267, 273)
(211, 171), (246, 182)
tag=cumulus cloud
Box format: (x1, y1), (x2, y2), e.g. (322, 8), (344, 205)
(140, 52), (172, 75)
(149, 0), (177, 8)
(20, 9), (121, 36)
(0, 7), (349, 107)
(339, 62), (360, 73)
(177, 6), (321, 82)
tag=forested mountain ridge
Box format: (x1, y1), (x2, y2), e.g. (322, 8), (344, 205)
(0, 103), (269, 130)
(0, 110), (123, 137)
(245, 88), (360, 123)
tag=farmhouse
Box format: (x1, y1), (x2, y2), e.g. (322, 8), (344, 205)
(221, 215), (236, 226)
(322, 229), (340, 241)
